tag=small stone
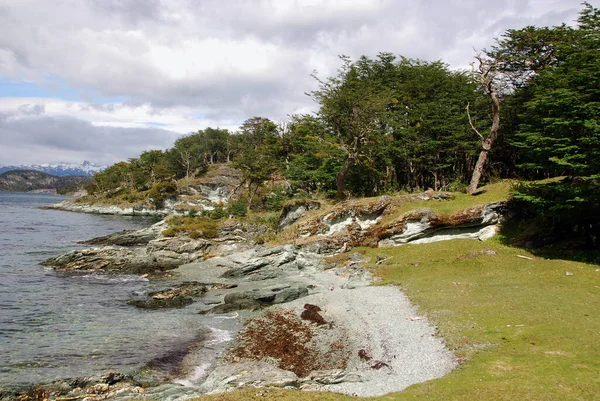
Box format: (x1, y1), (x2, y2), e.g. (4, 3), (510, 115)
(565, 271), (573, 276)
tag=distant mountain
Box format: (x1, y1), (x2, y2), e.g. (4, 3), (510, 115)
(0, 170), (92, 194)
(0, 161), (106, 177)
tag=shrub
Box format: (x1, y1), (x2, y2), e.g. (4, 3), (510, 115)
(162, 216), (220, 239)
(265, 186), (289, 211)
(148, 181), (178, 208)
(227, 201), (248, 217)
(210, 206), (226, 220)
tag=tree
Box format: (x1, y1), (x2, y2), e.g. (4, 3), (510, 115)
(388, 58), (487, 191)
(511, 2), (600, 177)
(283, 114), (343, 194)
(311, 55), (393, 198)
(233, 117), (281, 207)
(466, 55), (502, 194)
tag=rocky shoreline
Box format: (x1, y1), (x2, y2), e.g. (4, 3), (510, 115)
(7, 191), (506, 400)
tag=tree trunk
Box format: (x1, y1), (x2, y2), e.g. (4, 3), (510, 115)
(467, 97), (499, 193)
(467, 55), (501, 194)
(336, 156), (354, 199)
(467, 148), (489, 194)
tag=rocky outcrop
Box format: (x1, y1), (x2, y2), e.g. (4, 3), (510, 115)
(199, 361), (299, 393)
(371, 202), (504, 247)
(43, 199), (176, 216)
(80, 220), (167, 246)
(128, 281), (237, 309)
(41, 237), (212, 274)
(182, 165), (243, 204)
(278, 199), (321, 230)
(292, 193), (505, 250)
(0, 372), (143, 401)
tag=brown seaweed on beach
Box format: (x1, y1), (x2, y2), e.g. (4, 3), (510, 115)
(370, 360), (391, 370)
(358, 349), (372, 361)
(300, 303), (327, 325)
(226, 310), (320, 377)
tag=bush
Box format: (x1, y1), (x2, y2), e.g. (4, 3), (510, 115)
(210, 206), (226, 220)
(227, 200), (248, 217)
(162, 216), (220, 239)
(509, 177), (600, 248)
(265, 186), (289, 211)
(148, 181), (178, 208)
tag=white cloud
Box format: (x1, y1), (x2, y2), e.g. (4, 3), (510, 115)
(0, 0), (585, 164)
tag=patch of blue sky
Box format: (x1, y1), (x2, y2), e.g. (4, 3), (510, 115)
(0, 76), (125, 104)
(143, 121), (169, 127)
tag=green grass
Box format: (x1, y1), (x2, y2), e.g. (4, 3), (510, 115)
(188, 238), (600, 401)
(383, 181), (513, 222)
(368, 240), (600, 400)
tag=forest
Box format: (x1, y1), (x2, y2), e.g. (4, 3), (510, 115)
(89, 3), (599, 248)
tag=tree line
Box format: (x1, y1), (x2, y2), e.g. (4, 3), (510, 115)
(91, 3), (599, 239)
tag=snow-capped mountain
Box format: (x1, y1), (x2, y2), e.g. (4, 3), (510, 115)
(0, 161), (107, 176)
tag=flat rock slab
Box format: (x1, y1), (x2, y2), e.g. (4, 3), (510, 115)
(201, 285), (310, 314)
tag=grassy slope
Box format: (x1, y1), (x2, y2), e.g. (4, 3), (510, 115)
(189, 182), (600, 401)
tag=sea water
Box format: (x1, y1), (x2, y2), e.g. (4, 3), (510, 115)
(0, 192), (232, 389)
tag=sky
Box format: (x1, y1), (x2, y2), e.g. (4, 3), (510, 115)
(0, 0), (587, 166)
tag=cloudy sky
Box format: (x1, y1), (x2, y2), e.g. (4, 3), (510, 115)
(0, 0), (585, 166)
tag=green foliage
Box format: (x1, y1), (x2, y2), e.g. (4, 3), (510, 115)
(148, 181), (178, 208)
(162, 216), (220, 239)
(311, 53), (488, 195)
(283, 114), (342, 194)
(264, 186), (289, 211)
(226, 200), (248, 217)
(209, 206), (226, 220)
(494, 3), (600, 178)
(509, 177), (600, 248)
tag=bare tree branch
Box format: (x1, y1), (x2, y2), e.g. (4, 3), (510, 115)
(466, 102), (484, 141)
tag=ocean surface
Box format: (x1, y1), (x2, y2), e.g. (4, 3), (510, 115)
(0, 192), (233, 389)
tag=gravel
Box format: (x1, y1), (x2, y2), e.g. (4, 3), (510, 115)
(284, 266), (457, 397)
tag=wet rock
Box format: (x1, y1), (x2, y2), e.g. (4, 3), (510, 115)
(128, 295), (194, 309)
(41, 237), (211, 274)
(2, 372), (142, 401)
(201, 285), (309, 314)
(40, 246), (165, 274)
(199, 361), (298, 393)
(128, 281), (238, 309)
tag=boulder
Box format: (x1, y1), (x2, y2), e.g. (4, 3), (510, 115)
(201, 285), (309, 314)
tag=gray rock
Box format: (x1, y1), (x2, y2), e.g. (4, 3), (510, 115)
(302, 369), (362, 385)
(200, 361), (298, 393)
(201, 285), (309, 314)
(127, 295), (194, 309)
(220, 259), (270, 278)
(80, 221), (165, 246)
(278, 200), (321, 230)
